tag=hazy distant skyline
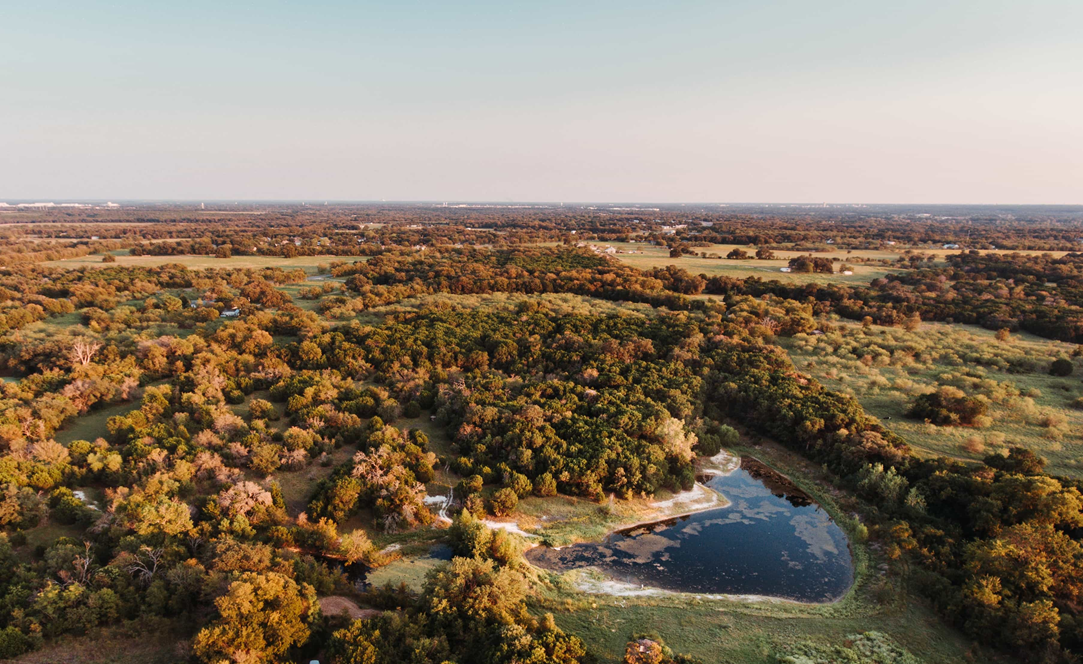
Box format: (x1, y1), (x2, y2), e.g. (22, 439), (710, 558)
(3, 1), (1081, 204)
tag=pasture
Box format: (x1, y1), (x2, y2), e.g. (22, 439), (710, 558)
(783, 321), (1083, 476)
(601, 241), (900, 285)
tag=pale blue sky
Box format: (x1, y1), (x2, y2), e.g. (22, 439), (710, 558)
(2, 1), (1081, 203)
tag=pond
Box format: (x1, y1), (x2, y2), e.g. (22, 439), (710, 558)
(526, 457), (854, 602)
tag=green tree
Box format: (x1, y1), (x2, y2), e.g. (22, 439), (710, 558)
(489, 488), (519, 517)
(327, 612), (450, 664)
(192, 571), (316, 664)
(423, 557), (527, 638)
(448, 509), (493, 559)
(1050, 358), (1073, 377)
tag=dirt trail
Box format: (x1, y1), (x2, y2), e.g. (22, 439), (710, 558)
(319, 596), (381, 620)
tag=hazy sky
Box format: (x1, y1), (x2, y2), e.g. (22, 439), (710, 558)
(2, 0), (1081, 203)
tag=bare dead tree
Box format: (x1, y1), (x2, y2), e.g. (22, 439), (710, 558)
(126, 546), (164, 586)
(61, 541), (95, 586)
(69, 338), (102, 367)
(20, 414), (46, 441)
(186, 534), (205, 557)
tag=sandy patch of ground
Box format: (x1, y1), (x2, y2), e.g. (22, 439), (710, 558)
(318, 596), (382, 619)
(511, 453), (736, 546)
(569, 570), (795, 604)
(629, 449), (736, 518)
(482, 519), (537, 538)
(699, 449), (741, 476)
(648, 482), (726, 514)
(73, 489), (101, 511)
(424, 487), (454, 523)
(607, 450), (734, 525)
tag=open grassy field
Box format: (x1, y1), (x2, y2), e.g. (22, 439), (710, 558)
(542, 585), (974, 664)
(270, 444), (356, 515)
(34, 311), (84, 332)
(365, 548), (450, 591)
(685, 242), (1068, 261)
(54, 399), (140, 445)
(605, 241), (916, 262)
(276, 278), (347, 312)
(19, 520), (87, 558)
(607, 240), (1070, 259)
(782, 321), (1083, 476)
(396, 412), (456, 458)
(43, 253), (368, 272)
(599, 242), (900, 285)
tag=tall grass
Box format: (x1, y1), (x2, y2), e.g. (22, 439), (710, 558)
(784, 320), (1083, 475)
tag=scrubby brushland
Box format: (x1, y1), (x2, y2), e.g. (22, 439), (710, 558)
(0, 204), (1082, 663)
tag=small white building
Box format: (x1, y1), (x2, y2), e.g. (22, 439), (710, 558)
(220, 308), (241, 318)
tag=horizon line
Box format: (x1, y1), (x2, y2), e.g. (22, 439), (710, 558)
(2, 199), (1083, 208)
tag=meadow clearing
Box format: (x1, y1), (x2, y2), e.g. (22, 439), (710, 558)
(597, 241), (903, 285)
(783, 321), (1083, 476)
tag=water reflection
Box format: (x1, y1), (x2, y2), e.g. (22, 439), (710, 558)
(526, 457), (853, 602)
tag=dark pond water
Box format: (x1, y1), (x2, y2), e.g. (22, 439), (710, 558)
(526, 457), (853, 602)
